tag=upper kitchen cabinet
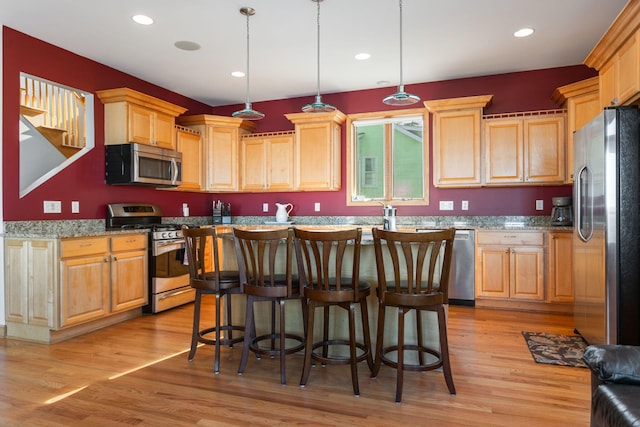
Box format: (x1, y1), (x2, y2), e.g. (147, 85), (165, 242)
(425, 95), (493, 188)
(552, 77), (600, 183)
(584, 1), (640, 109)
(285, 110), (345, 191)
(97, 88), (187, 150)
(483, 111), (566, 185)
(174, 125), (203, 192)
(240, 131), (295, 192)
(177, 114), (256, 192)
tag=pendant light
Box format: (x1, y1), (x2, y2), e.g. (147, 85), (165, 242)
(383, 0), (420, 106)
(302, 0), (336, 113)
(233, 7), (264, 120)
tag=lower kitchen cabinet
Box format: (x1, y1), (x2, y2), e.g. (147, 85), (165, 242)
(4, 233), (148, 343)
(475, 231), (545, 303)
(548, 231), (574, 303)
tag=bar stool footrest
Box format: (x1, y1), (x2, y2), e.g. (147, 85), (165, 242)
(198, 325), (245, 347)
(249, 333), (305, 357)
(311, 339), (370, 366)
(379, 344), (443, 372)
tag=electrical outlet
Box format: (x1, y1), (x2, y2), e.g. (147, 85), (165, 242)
(439, 201), (454, 211)
(43, 200), (62, 213)
(461, 200), (469, 210)
(263, 203), (269, 212)
(536, 199), (544, 211)
(71, 201), (80, 214)
(314, 202), (321, 212)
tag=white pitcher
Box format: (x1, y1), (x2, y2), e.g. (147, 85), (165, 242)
(275, 203), (293, 222)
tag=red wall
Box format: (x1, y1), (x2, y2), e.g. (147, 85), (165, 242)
(3, 26), (596, 221)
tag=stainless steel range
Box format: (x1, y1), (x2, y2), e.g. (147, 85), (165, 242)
(107, 203), (194, 313)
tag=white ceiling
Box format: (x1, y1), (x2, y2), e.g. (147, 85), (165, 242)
(0, 0), (628, 107)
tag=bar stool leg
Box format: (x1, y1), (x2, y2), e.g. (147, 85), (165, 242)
(371, 302), (386, 378)
(359, 298), (374, 372)
(348, 302), (360, 396)
(438, 305), (456, 395)
(416, 309), (425, 366)
(300, 300), (316, 387)
(188, 291), (202, 361)
(238, 295), (256, 375)
(279, 299), (286, 385)
(214, 292), (222, 374)
(396, 307), (406, 403)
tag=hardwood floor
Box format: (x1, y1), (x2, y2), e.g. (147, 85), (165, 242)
(0, 301), (591, 426)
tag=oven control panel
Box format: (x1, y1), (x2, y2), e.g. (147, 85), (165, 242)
(153, 230), (183, 240)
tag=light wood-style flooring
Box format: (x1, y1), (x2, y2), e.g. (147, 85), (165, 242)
(0, 301), (591, 426)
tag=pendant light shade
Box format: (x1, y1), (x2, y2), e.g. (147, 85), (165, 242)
(302, 0), (336, 113)
(383, 0), (420, 106)
(233, 7), (264, 120)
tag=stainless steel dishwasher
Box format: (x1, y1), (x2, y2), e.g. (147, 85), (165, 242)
(449, 229), (475, 306)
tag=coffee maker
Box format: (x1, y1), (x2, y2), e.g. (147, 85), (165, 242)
(551, 196), (573, 226)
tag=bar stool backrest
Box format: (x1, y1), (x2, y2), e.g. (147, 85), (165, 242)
(293, 228), (363, 301)
(182, 226), (222, 291)
(372, 228), (455, 303)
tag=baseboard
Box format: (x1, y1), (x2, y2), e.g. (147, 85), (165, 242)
(0, 324), (6, 338)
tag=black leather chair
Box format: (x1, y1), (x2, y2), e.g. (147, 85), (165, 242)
(583, 345), (640, 427)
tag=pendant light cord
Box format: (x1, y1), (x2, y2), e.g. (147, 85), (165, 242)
(244, 10), (252, 105)
(398, 0), (404, 88)
(315, 0), (321, 98)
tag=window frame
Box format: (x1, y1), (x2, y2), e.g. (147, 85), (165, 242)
(346, 108), (430, 207)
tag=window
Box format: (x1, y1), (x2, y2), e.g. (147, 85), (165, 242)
(347, 108), (429, 206)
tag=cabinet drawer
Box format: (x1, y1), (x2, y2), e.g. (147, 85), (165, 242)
(111, 234), (147, 252)
(476, 231), (543, 246)
(60, 237), (109, 258)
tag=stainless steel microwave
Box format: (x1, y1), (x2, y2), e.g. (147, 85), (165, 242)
(105, 143), (182, 187)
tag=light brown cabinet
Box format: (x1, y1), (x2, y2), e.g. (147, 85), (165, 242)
(59, 237), (110, 327)
(475, 231), (545, 302)
(584, 1), (640, 109)
(548, 231), (573, 303)
(96, 88), (187, 150)
(5, 239), (57, 328)
(240, 131), (295, 192)
(177, 114), (256, 192)
(483, 112), (566, 185)
(552, 77), (600, 183)
(285, 110), (345, 191)
(4, 233), (148, 342)
(425, 95), (493, 188)
(174, 125), (203, 191)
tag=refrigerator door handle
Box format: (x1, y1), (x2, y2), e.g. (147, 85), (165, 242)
(576, 165), (592, 242)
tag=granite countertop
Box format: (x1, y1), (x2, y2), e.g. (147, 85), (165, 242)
(2, 216), (572, 239)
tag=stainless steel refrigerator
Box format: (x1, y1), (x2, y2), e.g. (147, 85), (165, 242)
(573, 106), (640, 346)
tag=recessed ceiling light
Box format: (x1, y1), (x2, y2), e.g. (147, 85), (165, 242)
(514, 27), (534, 38)
(132, 14), (154, 25)
(377, 80), (391, 86)
(174, 41), (201, 51)
(355, 53), (371, 61)
(232, 71), (245, 78)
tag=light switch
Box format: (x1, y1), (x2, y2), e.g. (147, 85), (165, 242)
(461, 200), (469, 210)
(536, 199), (544, 211)
(263, 203), (269, 212)
(314, 202), (321, 212)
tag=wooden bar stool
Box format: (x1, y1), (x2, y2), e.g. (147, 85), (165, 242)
(233, 227), (305, 385)
(182, 225), (244, 374)
(293, 227), (374, 397)
(371, 227), (457, 403)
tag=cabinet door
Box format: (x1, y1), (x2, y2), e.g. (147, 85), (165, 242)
(267, 134), (295, 191)
(205, 125), (238, 191)
(524, 115), (565, 183)
(600, 59), (617, 109)
(566, 92), (600, 183)
(176, 128), (202, 191)
(616, 32), (640, 105)
(484, 119), (523, 184)
(111, 249), (148, 312)
(432, 109), (482, 187)
(295, 121), (340, 190)
(60, 254), (110, 327)
(155, 112), (176, 149)
(510, 246), (544, 301)
(475, 246), (510, 298)
(5, 239), (57, 327)
(240, 136), (267, 192)
(548, 232), (573, 303)
(128, 104), (155, 145)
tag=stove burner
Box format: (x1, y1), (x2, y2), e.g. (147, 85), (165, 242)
(120, 224), (150, 230)
(152, 224), (181, 232)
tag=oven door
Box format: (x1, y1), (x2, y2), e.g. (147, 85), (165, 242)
(150, 238), (193, 313)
